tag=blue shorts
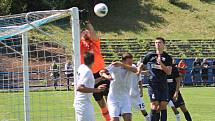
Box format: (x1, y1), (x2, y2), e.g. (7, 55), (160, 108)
(170, 92), (185, 108)
(148, 84), (169, 102)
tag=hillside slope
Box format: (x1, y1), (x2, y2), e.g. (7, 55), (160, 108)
(91, 0), (215, 40)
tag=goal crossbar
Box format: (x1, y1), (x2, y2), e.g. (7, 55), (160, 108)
(0, 10), (71, 41)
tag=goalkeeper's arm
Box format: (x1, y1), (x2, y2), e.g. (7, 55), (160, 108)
(85, 21), (99, 41)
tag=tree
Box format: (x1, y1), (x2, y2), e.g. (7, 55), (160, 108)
(0, 0), (12, 15)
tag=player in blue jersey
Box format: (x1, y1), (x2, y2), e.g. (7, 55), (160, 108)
(140, 37), (172, 121)
(167, 61), (192, 121)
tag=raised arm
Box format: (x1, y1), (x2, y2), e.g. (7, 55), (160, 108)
(85, 21), (99, 41)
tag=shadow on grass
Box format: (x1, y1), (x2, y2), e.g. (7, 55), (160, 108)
(200, 0), (215, 4)
(170, 1), (199, 11)
(86, 0), (168, 34)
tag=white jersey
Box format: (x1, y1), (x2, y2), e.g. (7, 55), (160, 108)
(130, 73), (142, 97)
(107, 65), (134, 102)
(64, 63), (73, 75)
(74, 64), (95, 107)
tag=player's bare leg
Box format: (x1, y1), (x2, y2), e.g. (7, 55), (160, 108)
(122, 113), (132, 121)
(179, 105), (192, 121)
(111, 117), (120, 121)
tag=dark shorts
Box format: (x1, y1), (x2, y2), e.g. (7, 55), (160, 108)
(66, 73), (73, 78)
(192, 73), (201, 82)
(170, 92), (185, 108)
(213, 69), (215, 73)
(213, 70), (215, 76)
(93, 72), (110, 101)
(148, 84), (169, 102)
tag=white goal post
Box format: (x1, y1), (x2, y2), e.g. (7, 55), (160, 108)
(0, 7), (80, 121)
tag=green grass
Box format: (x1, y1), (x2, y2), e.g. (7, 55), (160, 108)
(92, 0), (215, 40)
(0, 87), (215, 121)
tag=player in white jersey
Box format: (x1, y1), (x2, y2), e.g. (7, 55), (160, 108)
(129, 64), (149, 121)
(100, 53), (137, 121)
(74, 52), (107, 121)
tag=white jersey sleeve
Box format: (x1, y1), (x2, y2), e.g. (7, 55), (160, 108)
(77, 71), (91, 86)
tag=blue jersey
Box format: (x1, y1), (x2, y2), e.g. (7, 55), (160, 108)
(167, 66), (180, 93)
(143, 51), (172, 88)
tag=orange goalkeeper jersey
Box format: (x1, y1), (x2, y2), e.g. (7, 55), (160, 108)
(80, 38), (105, 73)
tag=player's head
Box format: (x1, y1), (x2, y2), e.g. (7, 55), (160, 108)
(179, 59), (185, 63)
(84, 52), (94, 66)
(155, 37), (165, 51)
(121, 53), (133, 66)
(81, 29), (91, 41)
(67, 60), (71, 64)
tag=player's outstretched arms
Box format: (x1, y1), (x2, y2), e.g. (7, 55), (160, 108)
(77, 84), (106, 93)
(137, 63), (146, 75)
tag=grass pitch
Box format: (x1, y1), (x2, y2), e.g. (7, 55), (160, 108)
(0, 87), (214, 121)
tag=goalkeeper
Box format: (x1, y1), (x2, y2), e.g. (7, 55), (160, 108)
(80, 19), (111, 121)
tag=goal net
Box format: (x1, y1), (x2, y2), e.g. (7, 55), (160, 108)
(0, 8), (80, 121)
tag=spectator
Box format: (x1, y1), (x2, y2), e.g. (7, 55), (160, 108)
(191, 58), (201, 86)
(212, 59), (215, 86)
(178, 59), (187, 86)
(50, 60), (60, 90)
(201, 59), (209, 86)
(64, 60), (73, 90)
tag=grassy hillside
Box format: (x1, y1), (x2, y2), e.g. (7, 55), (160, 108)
(91, 0), (215, 40)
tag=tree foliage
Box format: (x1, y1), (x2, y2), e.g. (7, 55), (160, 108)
(0, 0), (98, 15)
(0, 0), (12, 15)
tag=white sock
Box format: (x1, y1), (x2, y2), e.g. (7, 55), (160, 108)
(145, 115), (150, 121)
(176, 113), (181, 121)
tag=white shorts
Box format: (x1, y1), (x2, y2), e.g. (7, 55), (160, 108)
(107, 99), (131, 118)
(74, 102), (96, 121)
(130, 95), (146, 111)
(168, 100), (175, 107)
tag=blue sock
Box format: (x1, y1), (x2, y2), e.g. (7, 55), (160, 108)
(184, 111), (192, 121)
(150, 109), (158, 121)
(161, 109), (167, 121)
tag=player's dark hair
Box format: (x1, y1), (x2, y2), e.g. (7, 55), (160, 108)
(156, 37), (165, 44)
(84, 52), (94, 66)
(121, 53), (133, 61)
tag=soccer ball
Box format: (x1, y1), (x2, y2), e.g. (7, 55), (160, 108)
(94, 3), (108, 17)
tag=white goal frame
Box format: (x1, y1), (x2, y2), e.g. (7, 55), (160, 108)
(0, 7), (80, 121)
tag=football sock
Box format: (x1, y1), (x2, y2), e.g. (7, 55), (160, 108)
(101, 107), (111, 121)
(184, 111), (192, 121)
(176, 113), (181, 121)
(150, 109), (159, 121)
(161, 109), (167, 121)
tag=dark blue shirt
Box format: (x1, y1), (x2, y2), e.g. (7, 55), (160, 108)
(143, 51), (172, 87)
(192, 61), (201, 73)
(167, 66), (180, 92)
